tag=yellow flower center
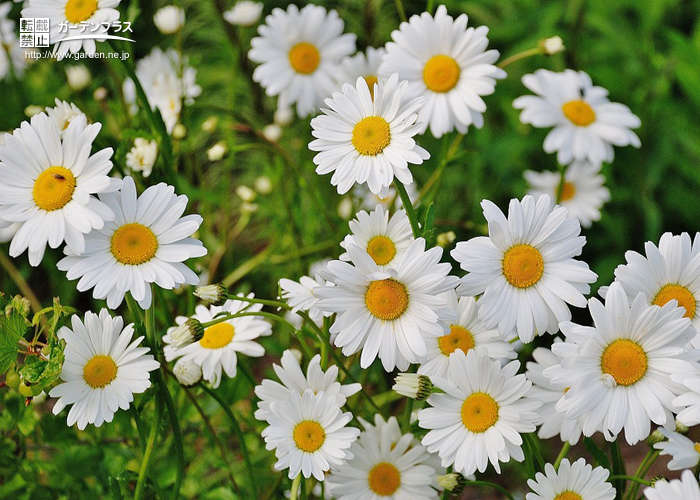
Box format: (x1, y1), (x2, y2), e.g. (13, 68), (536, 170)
(423, 55), (461, 93)
(352, 116), (391, 156)
(288, 42), (320, 75)
(554, 492), (583, 500)
(110, 223), (159, 265)
(502, 244), (545, 289)
(438, 325), (475, 356)
(652, 284), (696, 319)
(461, 392), (499, 433)
(559, 181), (576, 202)
(83, 355), (117, 389)
(364, 75), (378, 99)
(366, 235), (397, 266)
(199, 323), (235, 349)
(562, 100), (596, 126)
(33, 167), (76, 211)
(293, 420), (326, 452)
(601, 339), (647, 386)
(694, 443), (700, 455)
(65, 0), (98, 24)
(368, 462), (401, 496)
(365, 279), (409, 321)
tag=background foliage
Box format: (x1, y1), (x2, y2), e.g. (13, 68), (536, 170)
(1, 0), (700, 498)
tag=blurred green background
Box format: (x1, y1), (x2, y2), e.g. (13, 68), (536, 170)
(1, 0), (700, 498)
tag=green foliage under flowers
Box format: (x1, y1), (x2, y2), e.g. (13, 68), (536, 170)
(0, 0), (699, 498)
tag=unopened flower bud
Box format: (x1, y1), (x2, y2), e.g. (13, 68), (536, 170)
(207, 141), (227, 161)
(254, 176), (272, 194)
(540, 36), (565, 55)
(154, 6), (185, 35)
(438, 473), (467, 494)
(236, 185), (256, 202)
(274, 105), (294, 126)
(173, 359), (202, 387)
(436, 231), (456, 247)
(647, 429), (666, 446)
(676, 421), (690, 435)
(172, 124), (187, 139)
(24, 105), (43, 117)
(170, 318), (204, 348)
(262, 123), (282, 142)
(649, 476), (668, 487)
(93, 87), (108, 101)
(393, 373), (433, 401)
(201, 116), (219, 133)
(194, 284), (229, 306)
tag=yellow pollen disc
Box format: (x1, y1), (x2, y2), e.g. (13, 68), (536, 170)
(601, 339), (648, 386)
(293, 420), (326, 452)
(83, 355), (117, 389)
(33, 167), (76, 211)
(110, 223), (159, 265)
(364, 75), (379, 99)
(560, 181), (576, 202)
(288, 42), (320, 75)
(438, 325), (475, 356)
(368, 462), (401, 496)
(562, 100), (596, 126)
(423, 55), (461, 93)
(352, 116), (391, 156)
(365, 279), (409, 321)
(366, 235), (397, 266)
(502, 244), (545, 289)
(200, 323), (235, 349)
(554, 492), (583, 500)
(461, 392), (499, 433)
(652, 284), (696, 319)
(694, 443), (700, 455)
(65, 0), (98, 24)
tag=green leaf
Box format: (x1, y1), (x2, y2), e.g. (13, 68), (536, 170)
(610, 441), (626, 500)
(0, 308), (28, 374)
(18, 337), (65, 388)
(584, 437), (611, 469)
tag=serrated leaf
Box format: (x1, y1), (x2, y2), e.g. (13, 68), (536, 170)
(0, 311), (27, 374)
(18, 338), (65, 388)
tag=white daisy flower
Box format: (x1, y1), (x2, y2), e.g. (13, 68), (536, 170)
(336, 47), (386, 96)
(123, 47), (201, 133)
(65, 64), (91, 91)
(262, 388), (360, 481)
(172, 358), (202, 387)
(526, 458), (616, 500)
(125, 138), (158, 178)
(546, 282), (697, 445)
(513, 69), (641, 165)
(654, 427), (700, 470)
(340, 205), (414, 269)
(153, 5), (185, 34)
(0, 112), (120, 266)
(310, 74), (429, 196)
(45, 99), (87, 134)
(22, 0), (121, 58)
(644, 470), (700, 500)
(418, 349), (541, 476)
(163, 295), (272, 388)
(223, 1), (263, 27)
(451, 194), (597, 343)
(419, 291), (515, 382)
(57, 176), (207, 309)
(248, 4), (356, 118)
(525, 161), (611, 228)
(610, 232), (700, 338)
(0, 4), (27, 79)
(327, 414), (444, 500)
(255, 349), (360, 424)
(49, 309), (160, 430)
(672, 370), (700, 427)
(315, 238), (459, 371)
(379, 5), (504, 138)
(526, 344), (583, 445)
(279, 272), (332, 325)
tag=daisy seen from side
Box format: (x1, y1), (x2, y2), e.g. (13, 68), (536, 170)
(644, 470), (700, 500)
(418, 349), (542, 476)
(57, 176), (207, 309)
(451, 194), (597, 343)
(310, 74), (429, 197)
(163, 295), (272, 388)
(513, 69), (641, 165)
(654, 427), (700, 471)
(379, 5), (504, 138)
(49, 309), (160, 430)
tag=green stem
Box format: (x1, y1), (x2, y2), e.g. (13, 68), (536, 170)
(464, 480), (516, 500)
(0, 252), (42, 314)
(625, 450), (659, 500)
(200, 384), (258, 499)
(498, 47), (543, 69)
(155, 370), (184, 498)
(394, 180), (421, 237)
(556, 163), (567, 204)
(609, 476), (652, 487)
(224, 294), (291, 310)
(553, 442), (571, 470)
(133, 393), (161, 500)
(201, 311), (292, 329)
(394, 0), (407, 22)
(290, 474), (302, 500)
